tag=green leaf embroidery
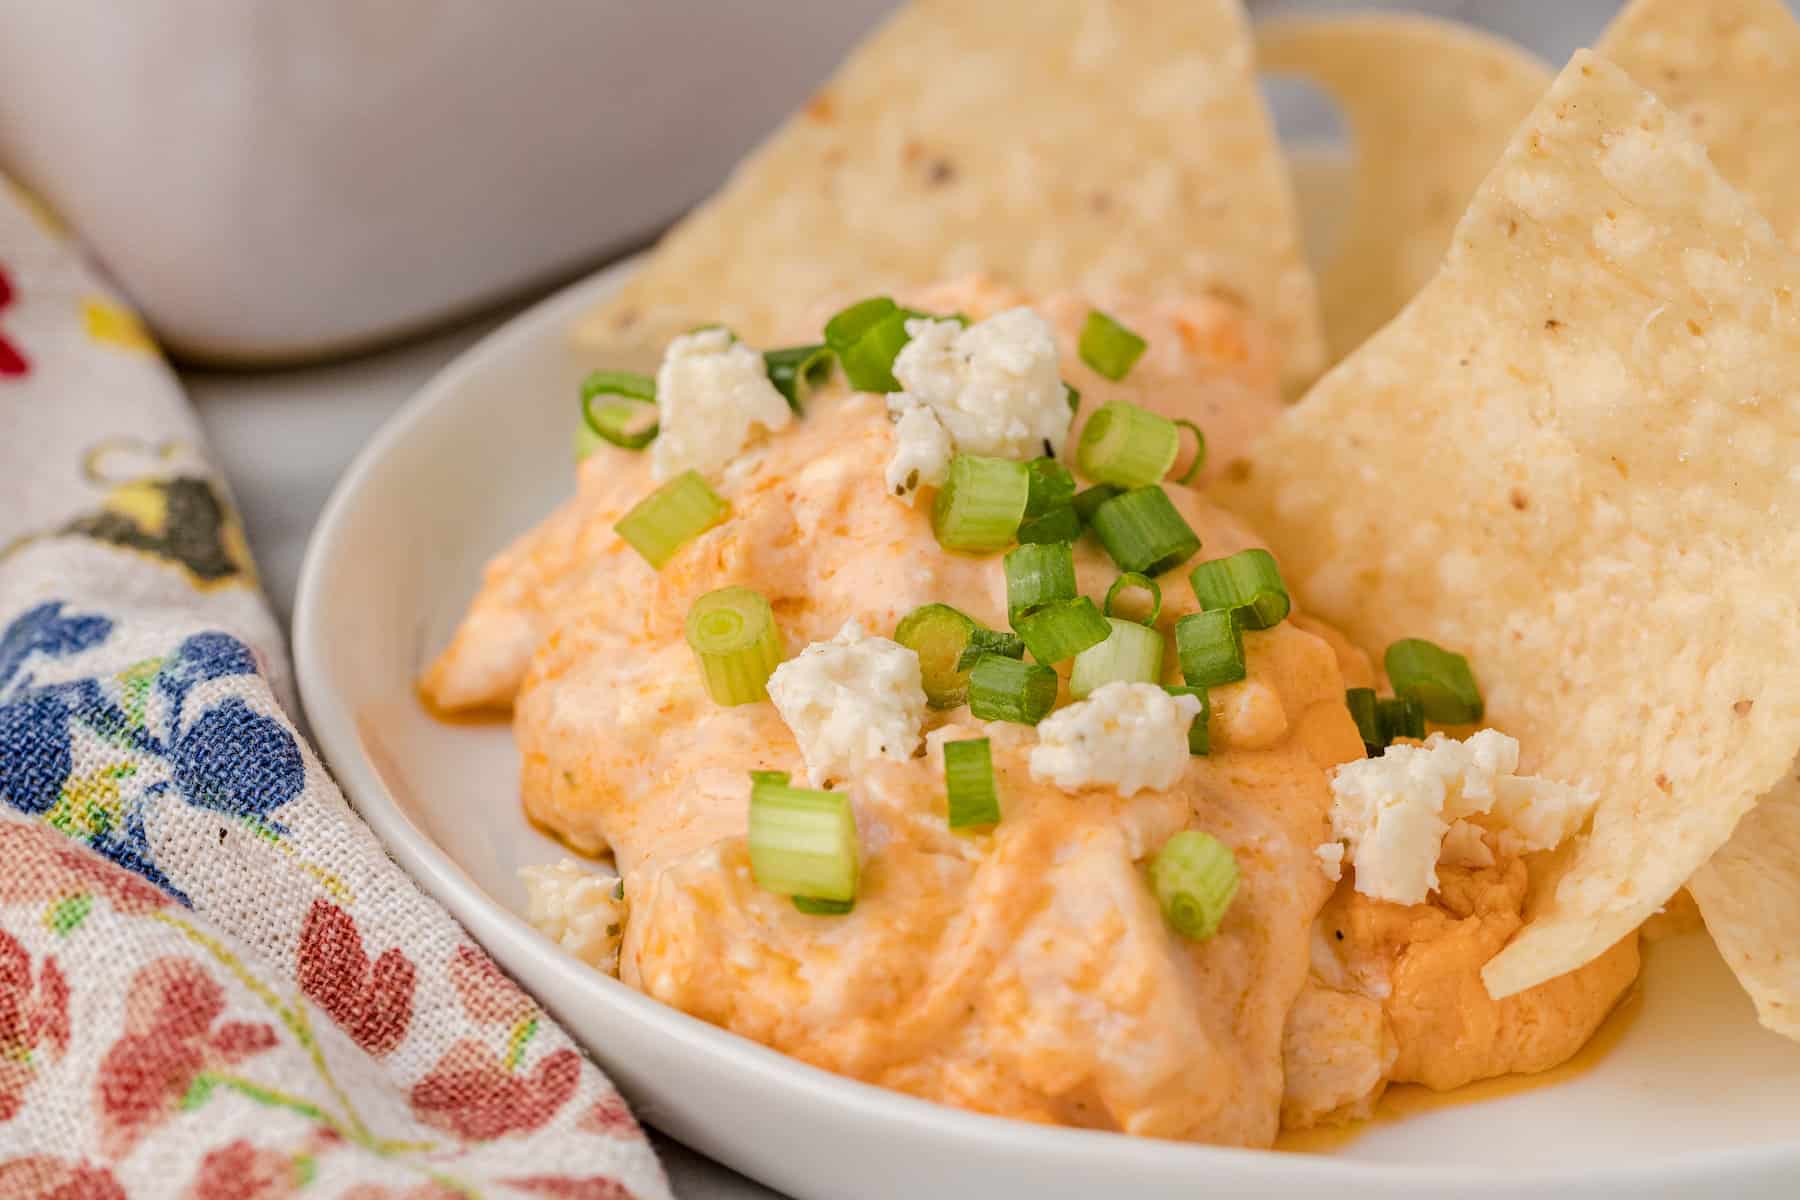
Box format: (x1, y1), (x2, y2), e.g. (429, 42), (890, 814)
(505, 1015), (539, 1071)
(291, 1155), (317, 1188)
(181, 1073), (219, 1111)
(45, 894), (92, 936)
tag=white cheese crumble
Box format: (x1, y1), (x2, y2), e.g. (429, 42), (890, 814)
(766, 621), (928, 786)
(651, 327), (792, 482)
(1028, 681), (1202, 798)
(521, 859), (626, 975)
(883, 307), (1070, 499)
(1321, 730), (1594, 904)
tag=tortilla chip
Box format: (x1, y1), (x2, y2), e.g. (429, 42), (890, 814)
(1284, 142), (1355, 277)
(1215, 52), (1800, 999)
(1256, 14), (1550, 363)
(1690, 764), (1800, 1038)
(1599, 0), (1800, 247)
(573, 0), (1325, 390)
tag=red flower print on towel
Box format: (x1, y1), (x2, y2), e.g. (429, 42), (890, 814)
(0, 929), (71, 1122)
(409, 1039), (580, 1141)
(95, 957), (278, 1157)
(0, 820), (171, 917)
(340, 1185), (466, 1200)
(577, 1093), (644, 1140)
(183, 1140), (298, 1200)
(504, 1177), (639, 1200)
(0, 266), (26, 378)
(449, 943), (534, 1028)
(296, 899), (415, 1057)
(0, 1156), (126, 1200)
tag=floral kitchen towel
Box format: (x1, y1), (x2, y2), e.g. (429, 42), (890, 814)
(0, 180), (669, 1198)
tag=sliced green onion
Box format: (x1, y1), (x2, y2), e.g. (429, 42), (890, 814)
(1013, 597), (1111, 665)
(1079, 309), (1148, 381)
(1065, 383), (1081, 414)
(1072, 484), (1122, 525)
(841, 308), (915, 394)
(1103, 572), (1162, 626)
(1016, 506), (1082, 545)
(1076, 402), (1180, 489)
(1089, 486), (1201, 576)
(1004, 542), (1078, 623)
(793, 896), (854, 915)
(968, 655), (1059, 724)
(1025, 458), (1077, 517)
(824, 297), (898, 354)
(1385, 638), (1484, 723)
(1165, 685), (1212, 755)
(1070, 618), (1165, 699)
(1149, 830), (1238, 940)
(1175, 609), (1246, 687)
(1345, 688), (1382, 755)
(763, 344), (834, 413)
(932, 455), (1029, 553)
(1378, 695), (1426, 744)
(944, 738), (1000, 829)
(751, 770), (792, 787)
(894, 603), (978, 709)
(748, 777), (858, 903)
(573, 423), (605, 464)
(1173, 419), (1206, 485)
(954, 628), (1026, 672)
(1189, 548), (1290, 630)
(580, 370), (660, 450)
(685, 587), (782, 705)
(616, 470), (728, 568)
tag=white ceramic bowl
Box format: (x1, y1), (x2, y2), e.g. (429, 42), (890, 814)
(295, 258), (1800, 1200)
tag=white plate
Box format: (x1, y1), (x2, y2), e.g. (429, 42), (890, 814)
(295, 258), (1800, 1200)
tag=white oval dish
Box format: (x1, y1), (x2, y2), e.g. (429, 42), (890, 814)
(295, 257), (1800, 1200)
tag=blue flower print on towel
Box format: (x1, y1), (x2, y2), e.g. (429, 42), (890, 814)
(0, 601), (304, 900)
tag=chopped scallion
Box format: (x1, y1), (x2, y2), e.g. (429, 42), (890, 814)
(1188, 548), (1290, 630)
(751, 770), (792, 786)
(1173, 419), (1206, 485)
(1175, 608), (1246, 688)
(894, 603), (979, 709)
(1385, 638), (1484, 723)
(763, 344), (834, 413)
(954, 627), (1026, 672)
(1072, 483), (1122, 525)
(1076, 401), (1180, 489)
(580, 370), (660, 450)
(932, 455), (1030, 553)
(1103, 572), (1162, 626)
(685, 586), (783, 705)
(748, 776), (858, 904)
(944, 738), (1000, 829)
(1025, 457), (1077, 517)
(1078, 309), (1148, 381)
(1345, 687), (1382, 755)
(573, 423), (605, 464)
(1065, 383), (1082, 414)
(792, 896), (854, 915)
(824, 297), (898, 354)
(1013, 596), (1110, 665)
(1004, 542), (1078, 623)
(1149, 830), (1238, 940)
(1070, 618), (1165, 699)
(615, 470), (729, 568)
(1089, 486), (1201, 576)
(1165, 685), (1212, 755)
(967, 655), (1059, 724)
(1016, 506), (1083, 545)
(1378, 695), (1426, 744)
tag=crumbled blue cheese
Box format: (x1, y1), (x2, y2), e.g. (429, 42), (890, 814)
(1028, 681), (1202, 798)
(520, 859), (626, 974)
(651, 327), (792, 482)
(766, 621), (928, 786)
(1321, 730), (1595, 904)
(884, 307), (1070, 499)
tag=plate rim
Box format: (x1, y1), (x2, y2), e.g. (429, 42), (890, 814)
(293, 255), (1800, 1195)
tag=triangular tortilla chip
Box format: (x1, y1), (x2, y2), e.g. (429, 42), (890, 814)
(1690, 764), (1800, 1039)
(573, 0), (1324, 390)
(1216, 52), (1800, 999)
(1599, 0), (1800, 247)
(1257, 14), (1551, 364)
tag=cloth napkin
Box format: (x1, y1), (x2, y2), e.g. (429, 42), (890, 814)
(0, 178), (669, 1199)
